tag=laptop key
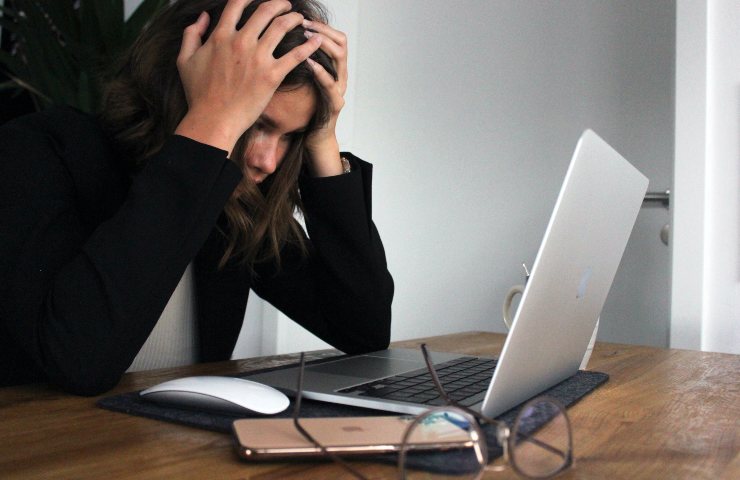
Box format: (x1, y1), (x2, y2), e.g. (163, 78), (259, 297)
(362, 386), (402, 398)
(458, 391), (487, 407)
(343, 355), (498, 405)
(408, 393), (439, 403)
(382, 392), (418, 401)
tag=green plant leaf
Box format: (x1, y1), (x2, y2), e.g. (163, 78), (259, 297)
(0, 49), (23, 75)
(90, 0), (125, 56)
(0, 70), (50, 104)
(0, 15), (19, 34)
(0, 79), (22, 91)
(77, 70), (94, 113)
(0, 4), (19, 19)
(77, 0), (107, 63)
(15, 2), (79, 107)
(42, 1), (81, 43)
(2, 0), (165, 113)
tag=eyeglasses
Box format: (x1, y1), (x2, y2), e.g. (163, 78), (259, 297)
(398, 344), (573, 479)
(292, 345), (573, 479)
(292, 351), (369, 479)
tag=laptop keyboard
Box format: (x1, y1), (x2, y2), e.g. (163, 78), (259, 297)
(338, 356), (497, 407)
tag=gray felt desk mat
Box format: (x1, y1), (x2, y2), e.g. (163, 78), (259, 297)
(97, 359), (608, 474)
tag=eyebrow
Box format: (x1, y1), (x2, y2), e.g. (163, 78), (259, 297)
(257, 113), (278, 129)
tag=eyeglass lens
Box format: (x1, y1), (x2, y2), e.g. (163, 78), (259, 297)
(400, 399), (570, 479)
(294, 347), (571, 480)
(510, 398), (572, 478)
(399, 408), (488, 479)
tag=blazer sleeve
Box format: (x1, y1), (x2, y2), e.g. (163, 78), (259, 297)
(0, 113), (242, 395)
(251, 154), (394, 354)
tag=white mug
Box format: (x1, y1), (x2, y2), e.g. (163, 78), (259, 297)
(502, 284), (524, 330)
(502, 285), (599, 370)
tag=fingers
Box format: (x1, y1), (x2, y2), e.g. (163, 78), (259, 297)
(307, 59), (345, 116)
(217, 0), (254, 30)
(177, 11), (210, 66)
(303, 19), (347, 47)
(305, 29), (345, 66)
(306, 57), (337, 92)
(221, 0), (315, 75)
(274, 34), (322, 77)
(237, 0), (292, 37)
(258, 11), (306, 53)
(303, 20), (347, 82)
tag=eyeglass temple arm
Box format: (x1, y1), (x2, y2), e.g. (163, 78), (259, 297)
(421, 343), (568, 474)
(420, 344), (453, 403)
(420, 344), (568, 460)
(292, 353), (322, 445)
(512, 428), (571, 460)
(420, 344), (500, 425)
(292, 353), (369, 480)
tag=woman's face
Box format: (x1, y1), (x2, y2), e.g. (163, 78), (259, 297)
(242, 85), (316, 185)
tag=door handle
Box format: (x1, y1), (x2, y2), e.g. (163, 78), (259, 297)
(642, 189), (670, 246)
(643, 189), (670, 208)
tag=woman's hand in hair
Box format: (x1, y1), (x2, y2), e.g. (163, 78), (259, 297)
(174, 0), (322, 157)
(302, 20), (348, 177)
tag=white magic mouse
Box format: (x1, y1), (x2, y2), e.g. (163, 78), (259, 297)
(139, 375), (290, 415)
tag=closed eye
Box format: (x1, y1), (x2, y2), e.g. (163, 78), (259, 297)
(284, 130), (305, 141)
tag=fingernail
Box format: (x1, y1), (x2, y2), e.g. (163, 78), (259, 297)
(304, 30), (314, 39)
(302, 19), (313, 27)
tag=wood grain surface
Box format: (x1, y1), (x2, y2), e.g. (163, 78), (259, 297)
(1, 332), (738, 479)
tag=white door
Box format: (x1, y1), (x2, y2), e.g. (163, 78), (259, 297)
(599, 168), (672, 347)
(582, 5), (675, 349)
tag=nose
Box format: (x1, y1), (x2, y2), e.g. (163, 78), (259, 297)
(248, 133), (279, 176)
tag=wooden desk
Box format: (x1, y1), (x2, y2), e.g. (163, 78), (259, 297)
(1, 332), (738, 479)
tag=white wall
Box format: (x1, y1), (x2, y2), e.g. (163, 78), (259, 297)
(124, 0), (140, 20)
(671, 0), (707, 351)
(703, 0), (740, 354)
(349, 0), (676, 344)
(119, 0), (737, 355)
(673, 0), (740, 354)
(260, 0), (678, 353)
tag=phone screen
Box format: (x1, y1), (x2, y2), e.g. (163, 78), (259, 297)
(232, 415), (472, 459)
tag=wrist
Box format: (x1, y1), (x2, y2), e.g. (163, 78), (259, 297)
(174, 111), (242, 156)
(306, 139), (345, 177)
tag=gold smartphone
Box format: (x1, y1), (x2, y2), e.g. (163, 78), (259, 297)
(232, 415), (472, 460)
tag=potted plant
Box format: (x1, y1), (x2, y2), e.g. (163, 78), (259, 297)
(0, 0), (167, 114)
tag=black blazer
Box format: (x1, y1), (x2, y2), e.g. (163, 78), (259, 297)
(0, 108), (393, 395)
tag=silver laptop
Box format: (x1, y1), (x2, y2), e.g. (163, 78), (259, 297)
(246, 129), (648, 418)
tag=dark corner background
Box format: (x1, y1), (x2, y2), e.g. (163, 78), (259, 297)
(1, 0), (35, 125)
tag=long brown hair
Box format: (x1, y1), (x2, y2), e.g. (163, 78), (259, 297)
(99, 0), (337, 269)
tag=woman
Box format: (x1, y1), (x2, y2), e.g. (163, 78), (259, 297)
(0, 0), (393, 395)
